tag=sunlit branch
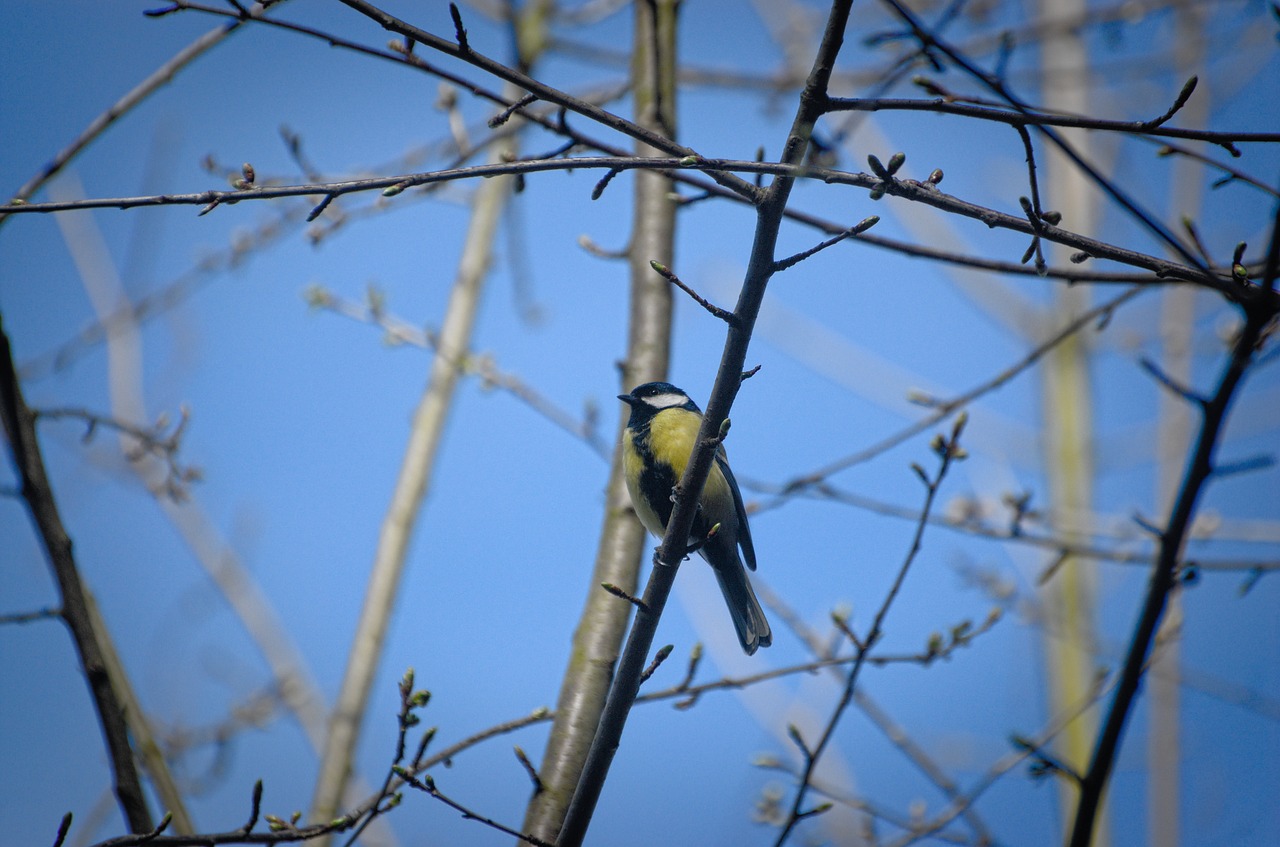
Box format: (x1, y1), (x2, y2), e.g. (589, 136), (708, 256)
(767, 286), (1143, 492)
(308, 287), (606, 458)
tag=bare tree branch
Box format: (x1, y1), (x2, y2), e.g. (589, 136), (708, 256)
(1068, 197), (1280, 847)
(0, 318), (154, 834)
(1, 7), (266, 227)
(557, 3), (859, 843)
(825, 95), (1280, 147)
(773, 416), (967, 845)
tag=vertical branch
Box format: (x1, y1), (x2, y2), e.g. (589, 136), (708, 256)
(0, 317), (154, 835)
(556, 3), (854, 845)
(518, 0), (677, 842)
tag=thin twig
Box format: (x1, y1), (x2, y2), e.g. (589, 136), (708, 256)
(395, 771), (557, 847)
(2, 12), (258, 227)
(773, 416), (967, 845)
(763, 481), (1279, 572)
(649, 261), (738, 324)
(824, 95), (1278, 147)
(773, 215), (879, 272)
(0, 606), (62, 625)
(310, 288), (607, 458)
(877, 0), (1213, 279)
(769, 285), (1143, 493)
(884, 672), (1115, 847)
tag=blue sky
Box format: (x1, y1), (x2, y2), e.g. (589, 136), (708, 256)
(2, 2), (1278, 846)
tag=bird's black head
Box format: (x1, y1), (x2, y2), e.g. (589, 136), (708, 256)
(618, 382), (700, 421)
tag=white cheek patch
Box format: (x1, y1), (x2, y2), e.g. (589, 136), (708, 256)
(643, 392), (689, 409)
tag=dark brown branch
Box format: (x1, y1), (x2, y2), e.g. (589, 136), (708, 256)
(600, 581), (648, 611)
(332, 0), (758, 201)
(394, 771), (556, 847)
(876, 0), (1213, 280)
(1139, 357), (1209, 406)
(556, 3), (858, 845)
(773, 215), (879, 272)
(1067, 202), (1280, 846)
(825, 94), (1279, 146)
(0, 317), (155, 834)
(1, 155), (1237, 292)
(0, 606), (61, 625)
(513, 746), (543, 796)
(1143, 75), (1198, 129)
(648, 261), (738, 324)
(1014, 124), (1048, 272)
(773, 416), (966, 845)
(52, 812), (74, 847)
(1154, 141), (1279, 197)
(638, 644), (675, 685)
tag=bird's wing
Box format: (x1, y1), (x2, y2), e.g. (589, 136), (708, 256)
(716, 446), (756, 571)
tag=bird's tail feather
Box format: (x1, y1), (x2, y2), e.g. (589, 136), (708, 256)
(713, 564), (773, 655)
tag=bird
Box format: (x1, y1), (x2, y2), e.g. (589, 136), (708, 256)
(617, 381), (772, 655)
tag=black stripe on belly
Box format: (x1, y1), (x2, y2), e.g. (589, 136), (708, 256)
(634, 445), (719, 546)
(637, 455), (679, 530)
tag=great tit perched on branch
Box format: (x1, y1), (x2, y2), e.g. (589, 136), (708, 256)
(618, 382), (772, 655)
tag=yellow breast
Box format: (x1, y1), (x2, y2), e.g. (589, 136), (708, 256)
(633, 407), (734, 530)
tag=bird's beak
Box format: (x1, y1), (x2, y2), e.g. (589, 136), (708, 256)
(617, 393), (637, 406)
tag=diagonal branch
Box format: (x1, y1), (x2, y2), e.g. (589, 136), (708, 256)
(0, 317), (154, 834)
(824, 96), (1280, 147)
(555, 3), (857, 845)
(771, 284), (1144, 491)
(333, 0), (758, 201)
(1067, 200), (1280, 846)
(773, 417), (966, 845)
(1, 6), (267, 231)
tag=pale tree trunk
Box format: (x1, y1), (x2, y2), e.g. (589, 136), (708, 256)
(1037, 0), (1105, 841)
(518, 2), (678, 843)
(308, 42), (544, 841)
(1148, 4), (1208, 843)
